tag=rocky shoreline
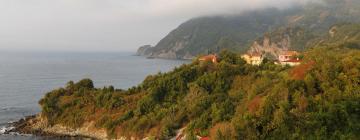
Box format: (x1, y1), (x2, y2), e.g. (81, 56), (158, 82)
(5, 115), (107, 140)
(5, 115), (190, 140)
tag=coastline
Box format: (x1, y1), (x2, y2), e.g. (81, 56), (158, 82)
(7, 115), (107, 140)
(0, 53), (188, 140)
(7, 115), (188, 140)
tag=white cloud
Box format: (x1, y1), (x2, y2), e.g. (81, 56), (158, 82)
(143, 0), (298, 16)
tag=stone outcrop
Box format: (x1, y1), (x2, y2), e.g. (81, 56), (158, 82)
(248, 36), (291, 60)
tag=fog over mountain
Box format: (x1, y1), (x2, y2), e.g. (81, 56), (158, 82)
(0, 0), (320, 52)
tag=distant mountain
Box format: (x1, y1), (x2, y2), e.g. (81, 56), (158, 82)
(137, 0), (360, 59)
(138, 8), (296, 59)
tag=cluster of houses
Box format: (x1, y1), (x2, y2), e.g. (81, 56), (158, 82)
(240, 50), (301, 66)
(198, 50), (302, 66)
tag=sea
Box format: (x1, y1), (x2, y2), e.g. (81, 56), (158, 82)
(0, 51), (189, 140)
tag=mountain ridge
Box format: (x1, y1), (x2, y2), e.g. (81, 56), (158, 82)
(137, 0), (360, 59)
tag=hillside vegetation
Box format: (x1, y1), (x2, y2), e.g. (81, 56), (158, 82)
(39, 24), (360, 139)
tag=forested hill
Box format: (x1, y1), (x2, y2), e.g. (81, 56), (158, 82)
(137, 0), (360, 59)
(35, 24), (360, 139)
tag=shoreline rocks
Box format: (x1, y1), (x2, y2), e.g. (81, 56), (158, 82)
(8, 114), (107, 140)
(7, 115), (190, 140)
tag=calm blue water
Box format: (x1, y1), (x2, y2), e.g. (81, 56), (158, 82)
(0, 51), (188, 139)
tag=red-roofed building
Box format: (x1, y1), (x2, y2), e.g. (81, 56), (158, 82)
(280, 58), (302, 66)
(199, 54), (218, 63)
(277, 51), (302, 66)
(278, 51), (299, 62)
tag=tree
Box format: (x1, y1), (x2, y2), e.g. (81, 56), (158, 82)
(75, 78), (94, 89)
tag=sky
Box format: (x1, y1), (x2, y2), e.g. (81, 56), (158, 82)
(0, 0), (316, 52)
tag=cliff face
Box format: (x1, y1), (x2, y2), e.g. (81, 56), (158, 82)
(248, 26), (314, 59)
(248, 36), (288, 60)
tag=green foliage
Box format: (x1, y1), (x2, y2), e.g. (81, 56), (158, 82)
(219, 50), (246, 65)
(211, 99), (234, 124)
(75, 78), (94, 89)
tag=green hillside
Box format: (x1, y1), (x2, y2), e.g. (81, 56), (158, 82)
(321, 23), (360, 49)
(39, 24), (360, 139)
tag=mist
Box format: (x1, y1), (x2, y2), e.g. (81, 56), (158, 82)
(0, 0), (320, 52)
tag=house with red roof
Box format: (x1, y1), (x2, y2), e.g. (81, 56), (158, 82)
(280, 58), (302, 66)
(278, 51), (299, 62)
(277, 51), (302, 66)
(199, 54), (218, 63)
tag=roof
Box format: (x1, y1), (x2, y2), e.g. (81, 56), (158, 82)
(280, 51), (299, 56)
(283, 58), (302, 63)
(199, 54), (218, 60)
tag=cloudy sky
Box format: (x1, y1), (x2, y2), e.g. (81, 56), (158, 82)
(0, 0), (313, 52)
